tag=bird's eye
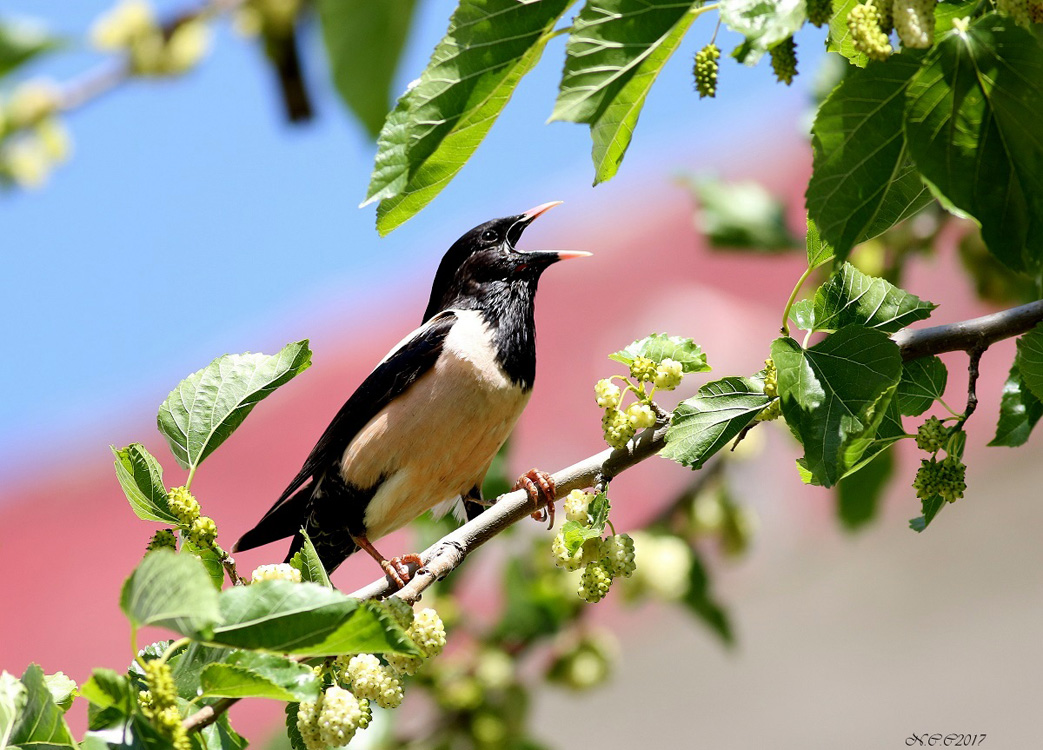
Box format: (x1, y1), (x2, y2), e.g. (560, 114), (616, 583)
(481, 229), (499, 243)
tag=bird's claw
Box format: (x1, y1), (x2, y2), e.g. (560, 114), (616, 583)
(514, 468), (556, 529)
(380, 554), (423, 589)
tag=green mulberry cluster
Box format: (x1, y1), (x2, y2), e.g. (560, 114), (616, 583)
(915, 416), (948, 453)
(553, 530), (636, 603)
(340, 654), (404, 709)
(629, 356), (658, 383)
(996, 0), (1031, 25)
(757, 357), (782, 422)
(138, 660), (190, 750)
(807, 0), (834, 26)
(848, 2), (894, 61)
(912, 456), (967, 504)
(596, 355), (683, 448)
(167, 486), (200, 525)
(769, 37), (798, 86)
(601, 407), (636, 449)
(146, 528), (177, 552)
(91, 0), (210, 76)
(893, 0), (936, 49)
(693, 43), (720, 99)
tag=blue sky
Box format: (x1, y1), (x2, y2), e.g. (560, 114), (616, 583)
(0, 1), (819, 477)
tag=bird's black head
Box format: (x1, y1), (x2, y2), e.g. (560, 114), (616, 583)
(423, 202), (587, 321)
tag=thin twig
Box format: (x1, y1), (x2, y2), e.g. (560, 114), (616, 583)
(184, 300), (1043, 733)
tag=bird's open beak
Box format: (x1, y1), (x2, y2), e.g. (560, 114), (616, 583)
(521, 200), (564, 222)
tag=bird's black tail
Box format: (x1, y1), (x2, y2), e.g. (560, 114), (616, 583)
(233, 484), (311, 554)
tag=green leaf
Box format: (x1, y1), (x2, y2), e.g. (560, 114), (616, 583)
(789, 299), (817, 332)
(662, 377), (771, 470)
(836, 449), (893, 531)
(0, 22), (61, 79)
(905, 15), (1043, 273)
(809, 262), (936, 334)
(910, 493), (946, 532)
(170, 644), (231, 701)
(827, 0), (869, 67)
(181, 537), (226, 591)
(120, 550), (222, 638)
(805, 217), (835, 268)
(79, 670), (133, 715)
(838, 398), (906, 481)
(1015, 322), (1043, 401)
(550, 0), (702, 183)
(772, 327), (903, 487)
(285, 703), (307, 750)
(682, 175), (799, 251)
(559, 520), (601, 555)
(364, 0), (572, 234)
(990, 359), (1043, 447)
(682, 549), (733, 645)
(195, 712), (247, 750)
(0, 672), (28, 749)
(587, 491), (610, 530)
(719, 0), (805, 65)
(288, 530), (332, 588)
(8, 665), (75, 749)
(807, 53), (933, 259)
(42, 673), (76, 714)
(210, 583), (418, 657)
(200, 652), (320, 702)
(157, 340), (311, 470)
(896, 356), (948, 416)
(318, 0), (416, 138)
(608, 333), (710, 372)
(112, 444), (177, 524)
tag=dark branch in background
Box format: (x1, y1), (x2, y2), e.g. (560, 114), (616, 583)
(55, 0), (312, 124)
(183, 299), (1043, 734)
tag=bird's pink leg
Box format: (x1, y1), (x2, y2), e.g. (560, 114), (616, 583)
(514, 468), (556, 529)
(352, 534), (422, 589)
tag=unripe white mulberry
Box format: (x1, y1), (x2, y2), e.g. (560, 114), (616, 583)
(894, 0), (936, 49)
(629, 356), (657, 383)
(316, 686), (369, 748)
(578, 561), (613, 603)
(654, 358), (683, 390)
(603, 533), (636, 578)
(563, 489), (592, 524)
(340, 654), (403, 709)
(626, 402), (656, 430)
(251, 563), (302, 583)
(602, 408), (636, 449)
(594, 379), (622, 409)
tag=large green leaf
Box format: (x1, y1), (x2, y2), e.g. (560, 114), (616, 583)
(662, 377), (770, 469)
(550, 0), (702, 183)
(608, 333), (710, 372)
(836, 449), (893, 531)
(318, 0), (417, 138)
(1015, 322), (1043, 401)
(209, 583), (418, 657)
(990, 360), (1043, 447)
(111, 443), (177, 524)
(7, 665), (75, 749)
(805, 217), (835, 268)
(808, 262), (936, 334)
(364, 0), (572, 234)
(773, 327), (903, 487)
(157, 340), (311, 470)
(896, 356), (948, 416)
(0, 22), (61, 79)
(120, 551), (222, 638)
(807, 53), (933, 259)
(200, 651), (320, 702)
(905, 14), (1043, 273)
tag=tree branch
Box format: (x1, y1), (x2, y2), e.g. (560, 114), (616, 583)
(184, 299), (1043, 733)
(892, 299), (1043, 361)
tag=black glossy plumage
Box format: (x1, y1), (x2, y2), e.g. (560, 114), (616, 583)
(234, 205), (573, 573)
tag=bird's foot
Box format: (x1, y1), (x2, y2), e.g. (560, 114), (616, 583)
(514, 468), (556, 529)
(379, 554), (423, 589)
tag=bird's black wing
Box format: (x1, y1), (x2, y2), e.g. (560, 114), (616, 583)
(234, 311), (458, 552)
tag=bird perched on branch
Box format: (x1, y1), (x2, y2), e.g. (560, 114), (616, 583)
(234, 202), (588, 586)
